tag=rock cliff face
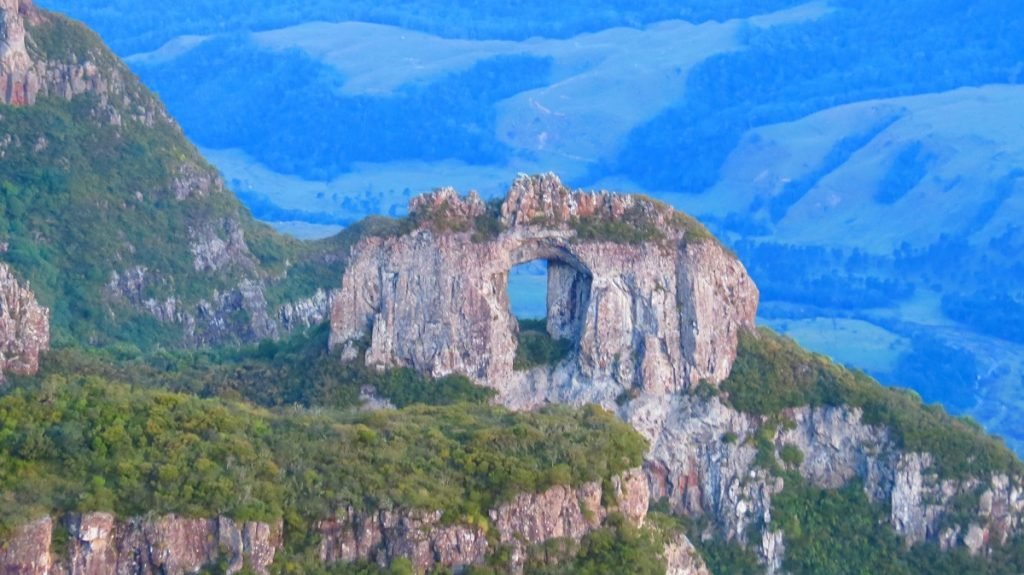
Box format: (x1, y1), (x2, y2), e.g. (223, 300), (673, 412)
(0, 514), (282, 575)
(0, 470), (647, 575)
(0, 0), (146, 119)
(663, 533), (712, 575)
(0, 517), (52, 575)
(0, 262), (48, 382)
(317, 469), (649, 573)
(331, 173), (758, 398)
(1, 0), (36, 106)
(628, 394), (1024, 571)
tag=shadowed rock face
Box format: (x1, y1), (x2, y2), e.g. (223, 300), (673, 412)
(0, 262), (48, 382)
(330, 173), (758, 399)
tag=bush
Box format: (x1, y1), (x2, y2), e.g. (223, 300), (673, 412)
(513, 321), (573, 371)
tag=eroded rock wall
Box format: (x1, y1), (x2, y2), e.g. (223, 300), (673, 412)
(0, 262), (48, 382)
(626, 392), (1024, 571)
(316, 468), (650, 573)
(0, 514), (281, 575)
(330, 174), (758, 397)
(0, 0), (142, 117)
(0, 517), (52, 575)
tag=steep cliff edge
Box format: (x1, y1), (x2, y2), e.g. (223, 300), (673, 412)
(0, 471), (657, 575)
(332, 176), (1024, 573)
(0, 262), (47, 381)
(0, 0), (335, 349)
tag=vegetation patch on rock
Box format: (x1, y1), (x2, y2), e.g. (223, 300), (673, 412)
(721, 328), (1021, 479)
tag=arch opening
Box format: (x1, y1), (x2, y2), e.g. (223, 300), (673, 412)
(506, 256), (592, 371)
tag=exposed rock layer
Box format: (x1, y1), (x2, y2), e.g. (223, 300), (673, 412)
(317, 469), (649, 573)
(0, 514), (282, 575)
(331, 173), (758, 396)
(0, 471), (660, 575)
(629, 394), (1024, 571)
(0, 262), (48, 381)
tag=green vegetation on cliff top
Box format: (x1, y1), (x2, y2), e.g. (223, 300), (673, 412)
(721, 328), (1021, 479)
(0, 359), (646, 539)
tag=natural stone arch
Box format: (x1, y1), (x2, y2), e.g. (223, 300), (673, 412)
(329, 174), (759, 404)
(505, 241), (593, 343)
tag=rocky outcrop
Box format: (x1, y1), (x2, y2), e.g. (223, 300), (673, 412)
(328, 175), (1024, 569)
(626, 392), (1024, 571)
(316, 509), (488, 572)
(61, 513), (281, 575)
(317, 469), (649, 573)
(1, 0), (35, 106)
(329, 175), (1024, 570)
(331, 173), (758, 398)
(105, 267), (330, 348)
(0, 513), (281, 575)
(0, 0), (135, 112)
(0, 517), (53, 575)
(278, 289), (330, 332)
(663, 533), (711, 575)
(0, 262), (48, 382)
(189, 220), (258, 275)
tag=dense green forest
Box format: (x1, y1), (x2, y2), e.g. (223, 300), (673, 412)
(0, 338), (647, 539)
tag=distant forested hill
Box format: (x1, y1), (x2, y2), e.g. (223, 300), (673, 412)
(37, 0), (804, 53)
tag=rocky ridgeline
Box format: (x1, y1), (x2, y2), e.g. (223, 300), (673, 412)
(0, 470), (686, 575)
(332, 173), (758, 396)
(631, 398), (1024, 571)
(331, 174), (1024, 572)
(0, 262), (47, 382)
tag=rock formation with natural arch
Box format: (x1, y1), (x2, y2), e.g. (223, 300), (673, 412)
(330, 173), (759, 405)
